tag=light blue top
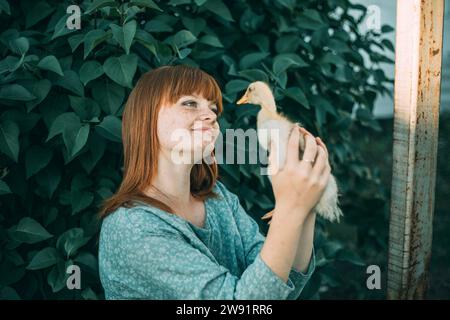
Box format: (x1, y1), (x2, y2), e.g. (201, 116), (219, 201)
(98, 180), (315, 300)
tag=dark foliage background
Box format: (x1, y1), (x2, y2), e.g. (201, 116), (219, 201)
(0, 0), (393, 299)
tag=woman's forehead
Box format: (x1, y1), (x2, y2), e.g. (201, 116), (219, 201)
(176, 93), (215, 103)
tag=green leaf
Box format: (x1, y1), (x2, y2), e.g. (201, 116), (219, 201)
(181, 17), (206, 37)
(52, 14), (77, 39)
(0, 56), (22, 74)
(0, 287), (20, 300)
(85, 0), (116, 14)
(26, 2), (55, 28)
(71, 173), (93, 191)
(319, 52), (346, 67)
(63, 123), (90, 158)
(297, 9), (324, 30)
(275, 35), (302, 53)
(172, 30), (197, 49)
(0, 179), (12, 195)
(91, 80), (124, 115)
(25, 79), (52, 112)
(110, 20), (137, 55)
(9, 37), (29, 55)
(47, 260), (67, 293)
(194, 0), (207, 5)
(315, 102), (327, 126)
(25, 145), (53, 179)
(0, 120), (20, 162)
(283, 87), (309, 109)
(218, 163), (240, 182)
(249, 34), (269, 52)
(79, 132), (106, 174)
(168, 0), (190, 5)
(69, 96), (101, 121)
(37, 56), (64, 76)
(0, 84), (36, 101)
(46, 112), (79, 142)
(84, 29), (110, 59)
(95, 115), (122, 142)
(46, 110), (89, 158)
(130, 0), (163, 12)
(310, 95), (338, 117)
(0, 0), (11, 15)
(0, 109), (39, 134)
(57, 228), (91, 258)
(225, 79), (250, 94)
(240, 8), (264, 34)
(272, 53), (308, 74)
(145, 19), (173, 33)
(79, 61), (104, 86)
(10, 217), (53, 244)
(382, 39), (395, 53)
(177, 48), (191, 59)
(74, 251), (98, 274)
(336, 249), (366, 267)
(81, 287), (99, 300)
(198, 34), (223, 48)
(381, 24), (394, 33)
(35, 164), (61, 199)
(27, 247), (60, 270)
(68, 34), (85, 52)
(53, 70), (84, 96)
(103, 54), (138, 88)
(237, 69), (269, 82)
(204, 0), (234, 22)
(239, 52), (269, 69)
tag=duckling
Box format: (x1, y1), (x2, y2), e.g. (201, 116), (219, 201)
(236, 81), (343, 223)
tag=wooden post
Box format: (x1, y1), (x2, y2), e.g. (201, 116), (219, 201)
(388, 0), (445, 299)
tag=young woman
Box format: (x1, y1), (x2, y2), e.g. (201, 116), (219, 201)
(97, 64), (331, 299)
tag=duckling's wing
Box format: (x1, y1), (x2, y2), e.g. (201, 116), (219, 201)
(259, 119), (294, 170)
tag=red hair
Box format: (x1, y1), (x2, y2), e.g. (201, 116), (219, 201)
(97, 65), (223, 220)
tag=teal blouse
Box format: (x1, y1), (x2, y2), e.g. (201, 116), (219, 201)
(98, 180), (315, 300)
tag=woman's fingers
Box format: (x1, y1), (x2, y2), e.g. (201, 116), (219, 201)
(316, 137), (328, 158)
(319, 164), (331, 186)
(311, 146), (327, 177)
(300, 132), (318, 166)
(285, 126), (301, 167)
(298, 126), (329, 161)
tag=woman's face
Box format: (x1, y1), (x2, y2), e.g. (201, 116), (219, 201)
(157, 94), (220, 164)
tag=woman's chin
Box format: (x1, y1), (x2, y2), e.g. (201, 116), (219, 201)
(192, 145), (214, 164)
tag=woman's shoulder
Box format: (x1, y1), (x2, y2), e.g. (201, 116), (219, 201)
(99, 180), (237, 236)
(214, 179), (240, 208)
(214, 180), (237, 201)
(100, 204), (177, 238)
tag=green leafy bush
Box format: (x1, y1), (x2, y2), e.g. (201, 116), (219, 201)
(0, 0), (393, 299)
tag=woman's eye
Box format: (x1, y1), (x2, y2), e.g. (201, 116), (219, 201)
(183, 101), (197, 107)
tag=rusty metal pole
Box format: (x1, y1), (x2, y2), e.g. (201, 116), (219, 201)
(387, 0), (445, 299)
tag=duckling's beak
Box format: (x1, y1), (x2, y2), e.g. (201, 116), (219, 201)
(236, 92), (249, 105)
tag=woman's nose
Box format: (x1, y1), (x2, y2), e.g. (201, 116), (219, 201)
(199, 108), (217, 121)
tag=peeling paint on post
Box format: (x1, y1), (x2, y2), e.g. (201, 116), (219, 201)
(388, 0), (444, 299)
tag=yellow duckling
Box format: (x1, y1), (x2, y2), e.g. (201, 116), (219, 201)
(236, 81), (343, 223)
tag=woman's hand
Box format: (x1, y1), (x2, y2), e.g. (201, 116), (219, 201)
(268, 125), (331, 225)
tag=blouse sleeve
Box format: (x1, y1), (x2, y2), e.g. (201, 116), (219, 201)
(107, 223), (309, 300)
(224, 185), (316, 300)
